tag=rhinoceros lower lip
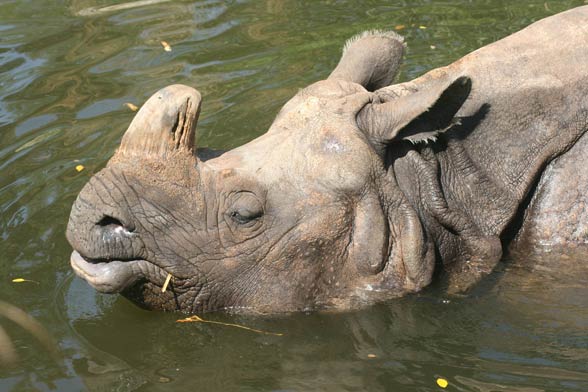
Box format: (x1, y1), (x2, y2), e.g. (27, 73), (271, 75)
(70, 251), (147, 294)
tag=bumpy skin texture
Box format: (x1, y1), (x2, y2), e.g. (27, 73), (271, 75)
(67, 7), (588, 313)
(514, 134), (588, 247)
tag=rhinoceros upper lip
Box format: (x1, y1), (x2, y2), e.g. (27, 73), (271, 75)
(70, 251), (153, 294)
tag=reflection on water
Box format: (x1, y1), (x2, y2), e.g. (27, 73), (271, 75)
(0, 0), (587, 390)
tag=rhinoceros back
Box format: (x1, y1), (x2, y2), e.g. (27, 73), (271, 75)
(405, 6), (588, 242)
(454, 6), (588, 249)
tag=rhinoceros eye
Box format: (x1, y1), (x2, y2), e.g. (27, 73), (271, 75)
(230, 209), (262, 224)
(227, 192), (264, 226)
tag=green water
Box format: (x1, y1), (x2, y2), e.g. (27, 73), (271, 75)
(1, 0), (587, 390)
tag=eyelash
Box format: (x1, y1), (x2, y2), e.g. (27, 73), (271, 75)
(230, 211), (248, 224)
(229, 210), (262, 225)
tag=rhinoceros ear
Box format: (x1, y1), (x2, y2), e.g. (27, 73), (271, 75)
(329, 30), (405, 91)
(357, 76), (472, 152)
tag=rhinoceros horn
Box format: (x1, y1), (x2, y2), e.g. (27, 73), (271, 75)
(117, 84), (202, 159)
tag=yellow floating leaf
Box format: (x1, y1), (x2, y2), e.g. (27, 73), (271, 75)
(161, 273), (172, 293)
(367, 353), (377, 358)
(75, 165), (85, 172)
(436, 378), (448, 388)
(12, 278), (39, 284)
(178, 315), (203, 323)
(160, 40), (172, 52)
(177, 315), (283, 336)
(394, 25), (405, 31)
(124, 102), (139, 111)
(419, 25), (427, 29)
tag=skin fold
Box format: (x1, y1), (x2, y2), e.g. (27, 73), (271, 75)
(66, 6), (588, 313)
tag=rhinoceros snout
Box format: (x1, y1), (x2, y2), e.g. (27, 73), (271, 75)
(66, 173), (144, 263)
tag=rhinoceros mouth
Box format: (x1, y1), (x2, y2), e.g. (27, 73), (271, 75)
(70, 251), (165, 294)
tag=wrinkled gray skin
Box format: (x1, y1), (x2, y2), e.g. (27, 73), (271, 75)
(67, 7), (588, 313)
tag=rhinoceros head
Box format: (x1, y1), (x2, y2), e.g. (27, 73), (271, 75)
(66, 31), (471, 313)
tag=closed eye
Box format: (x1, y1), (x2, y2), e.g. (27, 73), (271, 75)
(226, 191), (264, 227)
(230, 208), (263, 224)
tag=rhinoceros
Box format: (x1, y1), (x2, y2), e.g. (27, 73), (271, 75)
(66, 6), (588, 313)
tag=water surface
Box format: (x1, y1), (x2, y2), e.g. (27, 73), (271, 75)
(1, 1), (587, 390)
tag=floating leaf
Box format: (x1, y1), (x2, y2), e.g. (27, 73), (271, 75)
(436, 378), (448, 388)
(419, 25), (427, 29)
(367, 354), (377, 358)
(160, 41), (172, 52)
(75, 165), (85, 172)
(394, 25), (405, 31)
(430, 45), (437, 50)
(12, 278), (39, 284)
(161, 273), (172, 293)
(177, 315), (283, 336)
(124, 102), (139, 111)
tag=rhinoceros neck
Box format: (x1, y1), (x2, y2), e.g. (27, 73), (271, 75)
(391, 141), (506, 291)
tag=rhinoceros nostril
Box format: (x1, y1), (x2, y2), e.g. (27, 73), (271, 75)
(97, 215), (134, 233)
(97, 215), (122, 227)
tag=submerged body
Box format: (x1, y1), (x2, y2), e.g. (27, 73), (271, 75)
(67, 6), (588, 313)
